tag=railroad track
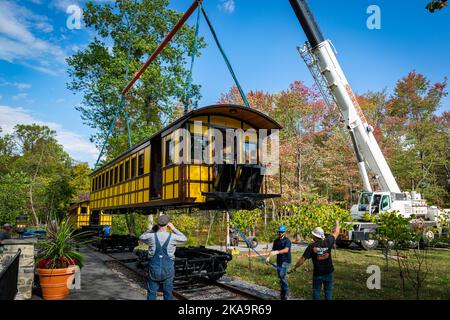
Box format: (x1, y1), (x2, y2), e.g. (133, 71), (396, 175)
(173, 278), (268, 300)
(97, 248), (269, 300)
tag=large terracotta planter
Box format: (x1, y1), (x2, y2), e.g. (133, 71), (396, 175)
(37, 268), (75, 300)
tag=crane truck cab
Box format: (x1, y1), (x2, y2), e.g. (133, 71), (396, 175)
(347, 191), (447, 250)
(351, 191), (439, 222)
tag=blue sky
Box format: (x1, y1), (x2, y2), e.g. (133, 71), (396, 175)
(0, 0), (449, 166)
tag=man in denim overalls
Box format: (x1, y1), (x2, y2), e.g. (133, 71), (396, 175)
(139, 215), (187, 300)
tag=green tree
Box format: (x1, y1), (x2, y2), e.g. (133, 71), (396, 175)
(171, 213), (198, 246)
(0, 172), (30, 224)
(12, 124), (73, 225)
(70, 162), (92, 201)
(426, 0), (448, 12)
(0, 128), (16, 175)
(67, 0), (205, 161)
(376, 211), (414, 293)
(284, 204), (352, 242)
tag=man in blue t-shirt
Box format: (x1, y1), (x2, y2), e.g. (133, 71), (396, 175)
(266, 225), (291, 300)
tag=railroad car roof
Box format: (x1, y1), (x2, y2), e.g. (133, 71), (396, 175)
(90, 104), (282, 176)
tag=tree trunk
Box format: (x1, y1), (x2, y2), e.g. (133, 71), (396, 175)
(148, 214), (154, 230)
(205, 211), (215, 246)
(264, 203), (267, 226)
(271, 199), (276, 221)
(128, 212), (136, 236)
(298, 150), (302, 202)
(29, 147), (45, 226)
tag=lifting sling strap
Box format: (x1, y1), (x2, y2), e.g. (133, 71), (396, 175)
(200, 3), (251, 109)
(184, 6), (201, 114)
(227, 210), (284, 272)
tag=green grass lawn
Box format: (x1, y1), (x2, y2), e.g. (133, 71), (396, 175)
(226, 247), (450, 300)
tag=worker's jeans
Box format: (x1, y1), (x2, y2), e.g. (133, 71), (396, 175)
(312, 272), (333, 300)
(147, 276), (174, 300)
(277, 262), (290, 300)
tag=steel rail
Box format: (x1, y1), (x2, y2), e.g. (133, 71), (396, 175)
(93, 247), (269, 300)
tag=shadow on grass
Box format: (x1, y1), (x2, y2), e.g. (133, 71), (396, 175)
(227, 248), (450, 300)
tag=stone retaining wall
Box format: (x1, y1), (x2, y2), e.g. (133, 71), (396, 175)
(0, 239), (37, 300)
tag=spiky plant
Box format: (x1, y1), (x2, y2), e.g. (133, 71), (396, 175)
(36, 218), (90, 269)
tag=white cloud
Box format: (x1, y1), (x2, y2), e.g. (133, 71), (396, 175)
(0, 105), (98, 164)
(219, 0), (236, 14)
(0, 1), (66, 74)
(12, 93), (28, 100)
(51, 0), (81, 12)
(56, 98), (65, 103)
(50, 0), (115, 12)
(0, 78), (31, 90)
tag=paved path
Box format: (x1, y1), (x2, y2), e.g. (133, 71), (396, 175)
(32, 248), (146, 300)
(67, 248), (146, 300)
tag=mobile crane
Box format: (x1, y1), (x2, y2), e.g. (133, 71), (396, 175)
(289, 0), (447, 249)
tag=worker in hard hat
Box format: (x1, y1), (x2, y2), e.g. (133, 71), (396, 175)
(266, 225), (292, 300)
(291, 220), (341, 300)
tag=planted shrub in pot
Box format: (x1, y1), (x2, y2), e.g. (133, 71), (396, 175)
(36, 218), (85, 300)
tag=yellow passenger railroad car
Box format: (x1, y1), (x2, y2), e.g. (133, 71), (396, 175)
(89, 104), (282, 215)
(68, 200), (112, 229)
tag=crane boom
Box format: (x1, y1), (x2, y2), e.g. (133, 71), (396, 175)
(290, 0), (401, 194)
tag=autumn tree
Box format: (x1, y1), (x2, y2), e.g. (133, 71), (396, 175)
(387, 71), (448, 205)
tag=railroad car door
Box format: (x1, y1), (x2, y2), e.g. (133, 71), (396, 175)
(150, 136), (162, 199)
(90, 210), (100, 226)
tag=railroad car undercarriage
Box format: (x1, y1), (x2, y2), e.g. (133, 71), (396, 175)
(135, 247), (232, 281)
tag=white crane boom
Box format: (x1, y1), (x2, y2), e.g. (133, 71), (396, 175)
(290, 0), (401, 194)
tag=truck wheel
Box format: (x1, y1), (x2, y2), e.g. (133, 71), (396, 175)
(247, 237), (258, 248)
(417, 230), (435, 249)
(423, 230), (435, 244)
(360, 239), (379, 250)
(336, 241), (352, 249)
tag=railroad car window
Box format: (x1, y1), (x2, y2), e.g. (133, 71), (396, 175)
(81, 207), (87, 215)
(106, 170), (110, 187)
(165, 139), (174, 166)
(91, 179), (94, 192)
(125, 160), (130, 180)
(103, 173), (106, 189)
(131, 157), (136, 178)
(94, 177), (97, 191)
(243, 141), (258, 164)
(138, 154), (144, 176)
(114, 166), (118, 184)
(120, 163), (124, 182)
(190, 135), (208, 164)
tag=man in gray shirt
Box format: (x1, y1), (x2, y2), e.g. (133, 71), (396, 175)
(0, 223), (12, 243)
(139, 214), (187, 300)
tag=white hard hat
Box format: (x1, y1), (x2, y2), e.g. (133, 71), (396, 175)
(312, 227), (325, 239)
